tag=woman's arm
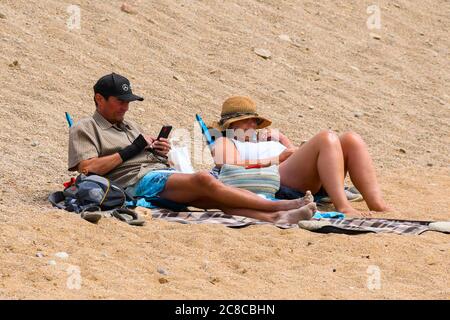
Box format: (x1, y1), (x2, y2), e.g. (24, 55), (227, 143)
(258, 128), (295, 149)
(278, 132), (295, 149)
(212, 137), (289, 168)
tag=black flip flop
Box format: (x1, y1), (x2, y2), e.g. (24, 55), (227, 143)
(112, 208), (146, 226)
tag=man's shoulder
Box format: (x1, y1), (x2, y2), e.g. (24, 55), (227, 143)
(71, 116), (97, 130)
(69, 116), (98, 137)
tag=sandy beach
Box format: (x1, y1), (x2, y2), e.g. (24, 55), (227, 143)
(0, 0), (449, 299)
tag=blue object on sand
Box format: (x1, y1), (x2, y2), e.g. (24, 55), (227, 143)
(65, 112), (74, 128)
(195, 114), (214, 149)
(313, 211), (346, 219)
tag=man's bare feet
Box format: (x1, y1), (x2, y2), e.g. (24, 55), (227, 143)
(298, 190), (314, 207)
(275, 202), (317, 225)
(278, 191), (313, 210)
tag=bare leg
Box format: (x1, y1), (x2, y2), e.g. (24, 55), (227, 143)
(188, 193), (316, 223)
(188, 200), (316, 224)
(339, 132), (391, 211)
(279, 130), (361, 216)
(158, 171), (306, 212)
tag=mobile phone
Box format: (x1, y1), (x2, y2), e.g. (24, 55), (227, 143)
(157, 125), (172, 140)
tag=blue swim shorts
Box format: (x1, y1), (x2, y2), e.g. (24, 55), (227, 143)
(125, 169), (188, 211)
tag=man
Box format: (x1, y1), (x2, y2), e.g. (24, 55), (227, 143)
(68, 73), (316, 224)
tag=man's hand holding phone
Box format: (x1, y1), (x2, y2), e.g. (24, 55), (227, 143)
(145, 125), (172, 157)
(151, 138), (171, 157)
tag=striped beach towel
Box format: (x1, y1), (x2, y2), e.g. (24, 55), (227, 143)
(148, 208), (450, 235)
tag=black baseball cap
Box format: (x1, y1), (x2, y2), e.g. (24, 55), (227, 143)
(93, 73), (144, 102)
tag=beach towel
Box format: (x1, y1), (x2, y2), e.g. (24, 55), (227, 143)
(148, 208), (450, 235)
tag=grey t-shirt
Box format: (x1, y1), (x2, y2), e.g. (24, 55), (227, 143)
(68, 111), (169, 187)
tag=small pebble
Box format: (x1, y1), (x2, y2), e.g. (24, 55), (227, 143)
(278, 34), (292, 42)
(332, 268), (337, 273)
(253, 48), (272, 59)
(157, 267), (168, 276)
(399, 148), (406, 154)
(370, 33), (381, 40)
(209, 276), (220, 285)
(9, 60), (19, 68)
(0, 13), (6, 19)
(158, 278), (169, 284)
(427, 163), (433, 167)
(173, 75), (185, 81)
(121, 3), (137, 14)
(31, 141), (39, 147)
(36, 252), (44, 258)
(354, 112), (364, 118)
(55, 252), (69, 259)
(308, 105), (314, 110)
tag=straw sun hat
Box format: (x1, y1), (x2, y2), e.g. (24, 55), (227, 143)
(211, 96), (272, 130)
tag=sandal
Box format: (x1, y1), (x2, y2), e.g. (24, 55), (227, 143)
(112, 208), (146, 226)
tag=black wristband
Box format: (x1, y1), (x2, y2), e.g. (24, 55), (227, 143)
(118, 134), (148, 162)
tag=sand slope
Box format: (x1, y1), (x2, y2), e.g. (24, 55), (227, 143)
(0, 0), (449, 299)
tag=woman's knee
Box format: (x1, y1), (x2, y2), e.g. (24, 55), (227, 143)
(339, 131), (365, 148)
(316, 129), (340, 145)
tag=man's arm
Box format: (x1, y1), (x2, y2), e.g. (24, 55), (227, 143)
(72, 132), (148, 175)
(77, 153), (123, 176)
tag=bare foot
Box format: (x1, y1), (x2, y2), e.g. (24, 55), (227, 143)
(369, 202), (394, 213)
(278, 191), (314, 210)
(298, 190), (314, 207)
(338, 206), (370, 218)
(275, 202), (317, 225)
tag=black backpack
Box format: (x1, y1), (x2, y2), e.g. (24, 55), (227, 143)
(49, 174), (130, 213)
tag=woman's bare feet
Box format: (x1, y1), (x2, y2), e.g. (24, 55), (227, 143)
(368, 201), (393, 213)
(338, 206), (371, 218)
(275, 202), (317, 225)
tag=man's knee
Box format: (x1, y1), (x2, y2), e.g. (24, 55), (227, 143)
(192, 171), (219, 189)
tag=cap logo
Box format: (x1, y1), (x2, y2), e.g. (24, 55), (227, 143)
(122, 84), (129, 92)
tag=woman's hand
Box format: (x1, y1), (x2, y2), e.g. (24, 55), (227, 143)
(278, 147), (298, 163)
(258, 128), (295, 149)
(258, 128), (280, 142)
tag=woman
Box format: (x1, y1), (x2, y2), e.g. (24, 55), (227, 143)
(211, 96), (391, 217)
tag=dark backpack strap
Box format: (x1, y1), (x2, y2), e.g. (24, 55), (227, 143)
(79, 203), (102, 213)
(123, 188), (135, 202)
(48, 191), (67, 210)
